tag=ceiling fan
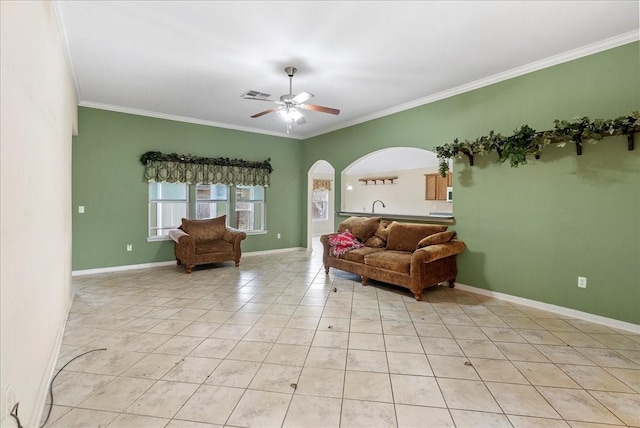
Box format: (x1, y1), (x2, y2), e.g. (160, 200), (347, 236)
(242, 66), (340, 133)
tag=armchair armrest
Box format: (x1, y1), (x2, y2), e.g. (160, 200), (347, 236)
(170, 229), (196, 265)
(169, 229), (192, 244)
(223, 226), (247, 244)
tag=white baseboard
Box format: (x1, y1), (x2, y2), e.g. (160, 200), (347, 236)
(72, 260), (176, 276)
(455, 283), (639, 334)
(31, 293), (74, 427)
(71, 247), (307, 276)
(243, 247), (307, 257)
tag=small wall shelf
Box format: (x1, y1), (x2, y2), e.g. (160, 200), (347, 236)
(358, 176), (398, 185)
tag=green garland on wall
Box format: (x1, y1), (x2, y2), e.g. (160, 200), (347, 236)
(140, 151), (273, 173)
(435, 111), (640, 176)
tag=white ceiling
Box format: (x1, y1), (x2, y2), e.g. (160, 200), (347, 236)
(56, 1), (639, 140)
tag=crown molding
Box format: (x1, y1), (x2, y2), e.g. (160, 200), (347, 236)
(304, 31), (639, 139)
(77, 31), (637, 141)
(78, 101), (303, 140)
(52, 1), (82, 102)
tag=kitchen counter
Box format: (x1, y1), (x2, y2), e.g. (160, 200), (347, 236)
(338, 211), (454, 224)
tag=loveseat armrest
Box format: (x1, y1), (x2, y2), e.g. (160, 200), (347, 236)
(223, 226), (247, 244)
(409, 240), (466, 300)
(319, 233), (338, 246)
(320, 233), (339, 272)
(411, 240), (466, 264)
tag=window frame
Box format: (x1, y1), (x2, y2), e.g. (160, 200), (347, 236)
(147, 182), (267, 241)
(195, 183), (230, 221)
(234, 185), (266, 233)
(147, 182), (189, 241)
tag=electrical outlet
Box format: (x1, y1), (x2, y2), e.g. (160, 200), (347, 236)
(277, 233), (281, 239)
(578, 276), (587, 288)
(126, 244), (132, 252)
(78, 205), (85, 213)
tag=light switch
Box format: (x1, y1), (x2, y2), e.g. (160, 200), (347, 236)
(78, 206), (85, 213)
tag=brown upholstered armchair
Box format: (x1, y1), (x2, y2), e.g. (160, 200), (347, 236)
(169, 215), (246, 273)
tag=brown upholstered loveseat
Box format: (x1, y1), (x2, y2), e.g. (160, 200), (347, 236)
(321, 217), (465, 300)
(169, 215), (246, 273)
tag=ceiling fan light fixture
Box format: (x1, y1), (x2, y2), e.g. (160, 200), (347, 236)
(278, 107), (303, 122)
(245, 66), (339, 134)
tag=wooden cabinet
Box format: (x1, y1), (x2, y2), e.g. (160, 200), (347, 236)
(425, 173), (451, 200)
(425, 174), (437, 200)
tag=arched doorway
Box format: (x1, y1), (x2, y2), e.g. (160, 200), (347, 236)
(307, 160), (335, 250)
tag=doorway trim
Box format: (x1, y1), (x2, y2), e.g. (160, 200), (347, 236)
(307, 160), (335, 250)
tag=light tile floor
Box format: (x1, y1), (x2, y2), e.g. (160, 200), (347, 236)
(43, 241), (640, 427)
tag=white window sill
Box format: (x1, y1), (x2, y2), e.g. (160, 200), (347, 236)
(246, 230), (268, 236)
(147, 229), (268, 242)
(147, 236), (172, 242)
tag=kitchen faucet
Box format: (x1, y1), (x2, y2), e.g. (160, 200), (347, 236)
(371, 200), (386, 213)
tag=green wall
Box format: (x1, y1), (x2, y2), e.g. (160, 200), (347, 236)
(72, 108), (303, 270)
(73, 42), (639, 324)
(303, 42), (640, 324)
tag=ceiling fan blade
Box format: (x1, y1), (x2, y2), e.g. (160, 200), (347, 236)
(251, 106), (282, 118)
(292, 91), (314, 104)
(299, 103), (340, 115)
(296, 115), (307, 125)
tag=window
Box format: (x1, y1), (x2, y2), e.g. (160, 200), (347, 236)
(235, 185), (265, 231)
(148, 183), (266, 239)
(196, 184), (229, 219)
(148, 182), (188, 238)
(312, 189), (329, 221)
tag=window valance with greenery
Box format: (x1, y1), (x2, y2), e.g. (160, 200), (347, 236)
(140, 151), (273, 186)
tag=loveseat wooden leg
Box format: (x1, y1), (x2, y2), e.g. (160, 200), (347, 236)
(361, 276), (368, 286)
(414, 292), (422, 301)
(235, 260), (240, 267)
(324, 266), (330, 275)
(186, 265), (194, 274)
(176, 259), (181, 265)
(449, 279), (456, 288)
